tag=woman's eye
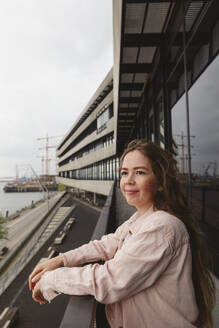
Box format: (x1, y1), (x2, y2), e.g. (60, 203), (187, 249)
(136, 170), (145, 175)
(120, 171), (127, 176)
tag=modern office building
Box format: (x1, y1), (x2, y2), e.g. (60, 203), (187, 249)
(56, 68), (119, 202)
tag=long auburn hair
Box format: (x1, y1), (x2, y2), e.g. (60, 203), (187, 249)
(120, 139), (216, 328)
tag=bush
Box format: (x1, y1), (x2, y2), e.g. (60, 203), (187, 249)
(0, 213), (8, 240)
(58, 184), (66, 192)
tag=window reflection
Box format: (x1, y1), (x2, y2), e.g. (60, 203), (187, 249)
(172, 56), (219, 181)
(172, 55), (219, 228)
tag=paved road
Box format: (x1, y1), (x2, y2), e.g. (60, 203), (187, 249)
(0, 193), (61, 252)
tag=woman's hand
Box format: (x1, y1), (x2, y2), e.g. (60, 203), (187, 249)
(32, 282), (47, 304)
(29, 255), (63, 291)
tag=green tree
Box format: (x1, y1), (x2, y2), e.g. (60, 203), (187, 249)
(58, 184), (66, 192)
(0, 213), (8, 239)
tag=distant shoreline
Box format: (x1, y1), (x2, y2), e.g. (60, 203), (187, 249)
(0, 182), (56, 217)
(7, 196), (48, 220)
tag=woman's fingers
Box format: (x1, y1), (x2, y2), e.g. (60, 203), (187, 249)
(29, 271), (38, 290)
(31, 271), (44, 288)
(29, 265), (44, 290)
(29, 256), (63, 291)
(32, 284), (47, 304)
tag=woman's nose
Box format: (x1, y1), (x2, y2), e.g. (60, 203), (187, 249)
(126, 173), (135, 184)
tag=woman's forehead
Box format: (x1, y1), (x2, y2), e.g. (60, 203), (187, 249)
(122, 150), (151, 167)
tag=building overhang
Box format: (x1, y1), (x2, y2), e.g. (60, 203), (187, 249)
(113, 0), (219, 153)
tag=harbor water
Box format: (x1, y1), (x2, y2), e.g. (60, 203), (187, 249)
(0, 182), (46, 217)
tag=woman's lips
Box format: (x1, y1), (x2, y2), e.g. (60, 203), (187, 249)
(124, 190), (138, 195)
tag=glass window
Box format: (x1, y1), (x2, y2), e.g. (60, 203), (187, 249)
(149, 108), (154, 142)
(97, 106), (110, 133)
(172, 55), (219, 230)
(116, 158), (120, 181)
(155, 96), (165, 148)
(103, 161), (107, 180)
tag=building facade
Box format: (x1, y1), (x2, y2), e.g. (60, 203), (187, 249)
(56, 68), (119, 201)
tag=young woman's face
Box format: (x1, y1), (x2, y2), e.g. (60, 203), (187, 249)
(120, 150), (161, 215)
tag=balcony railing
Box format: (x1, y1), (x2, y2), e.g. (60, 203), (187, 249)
(59, 183), (115, 328)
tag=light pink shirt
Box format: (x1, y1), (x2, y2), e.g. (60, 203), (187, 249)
(38, 208), (199, 327)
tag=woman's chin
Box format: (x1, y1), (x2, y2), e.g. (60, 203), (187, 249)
(125, 198), (137, 208)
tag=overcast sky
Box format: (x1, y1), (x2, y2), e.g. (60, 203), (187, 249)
(0, 0), (113, 177)
(1, 1), (218, 179)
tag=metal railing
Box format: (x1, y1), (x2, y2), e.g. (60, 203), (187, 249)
(59, 183), (115, 328)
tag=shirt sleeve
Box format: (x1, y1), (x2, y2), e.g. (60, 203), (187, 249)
(61, 220), (127, 267)
(38, 221), (177, 304)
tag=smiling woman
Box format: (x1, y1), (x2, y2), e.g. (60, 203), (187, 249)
(120, 150), (162, 216)
(29, 139), (216, 328)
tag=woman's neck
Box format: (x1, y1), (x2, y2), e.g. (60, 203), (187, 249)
(136, 203), (154, 217)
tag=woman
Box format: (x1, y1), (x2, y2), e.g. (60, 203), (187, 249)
(29, 139), (215, 328)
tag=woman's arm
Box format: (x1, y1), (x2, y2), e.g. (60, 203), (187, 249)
(33, 218), (182, 304)
(29, 220), (127, 291)
(61, 232), (121, 267)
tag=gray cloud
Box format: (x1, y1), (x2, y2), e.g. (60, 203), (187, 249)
(0, 0), (113, 177)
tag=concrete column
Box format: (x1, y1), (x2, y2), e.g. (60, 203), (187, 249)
(93, 192), (97, 205)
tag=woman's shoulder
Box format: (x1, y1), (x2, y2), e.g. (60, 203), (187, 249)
(142, 210), (189, 243)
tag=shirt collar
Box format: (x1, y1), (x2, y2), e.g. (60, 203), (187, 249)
(128, 205), (155, 234)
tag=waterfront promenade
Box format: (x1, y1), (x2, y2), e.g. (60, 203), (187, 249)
(0, 192), (61, 252)
(0, 196), (99, 327)
(0, 191), (70, 296)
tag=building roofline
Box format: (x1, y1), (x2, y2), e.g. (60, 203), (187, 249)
(57, 67), (113, 150)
